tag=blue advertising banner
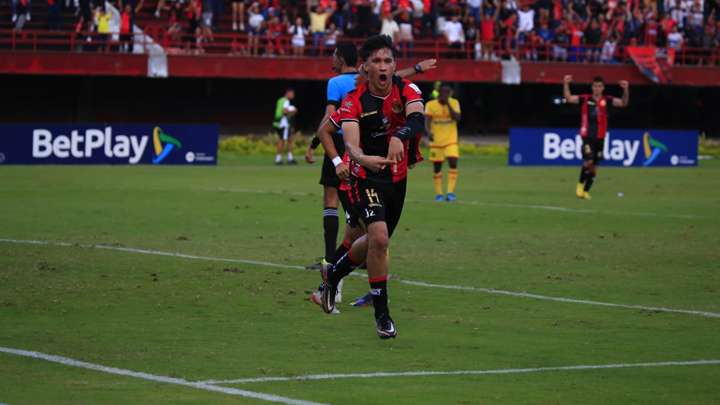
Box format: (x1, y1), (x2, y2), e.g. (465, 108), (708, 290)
(509, 128), (698, 167)
(0, 124), (219, 165)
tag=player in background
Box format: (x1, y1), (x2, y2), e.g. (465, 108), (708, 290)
(319, 34), (425, 339)
(425, 84), (462, 202)
(563, 75), (629, 199)
(273, 88), (298, 165)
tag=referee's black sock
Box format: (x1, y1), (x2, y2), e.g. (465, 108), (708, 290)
(370, 277), (389, 319)
(328, 249), (362, 285)
(579, 167), (589, 184)
(584, 169), (596, 192)
(323, 207), (339, 260)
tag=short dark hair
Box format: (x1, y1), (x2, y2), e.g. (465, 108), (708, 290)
(593, 76), (604, 84)
(359, 34), (397, 62)
(335, 43), (359, 68)
(285, 87), (294, 93)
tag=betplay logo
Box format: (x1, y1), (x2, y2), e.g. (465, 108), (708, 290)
(543, 132), (640, 166)
(32, 127), (149, 164)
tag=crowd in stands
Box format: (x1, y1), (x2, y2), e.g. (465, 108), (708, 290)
(7, 0), (720, 63)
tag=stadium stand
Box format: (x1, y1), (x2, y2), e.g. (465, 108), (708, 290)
(0, 0), (717, 63)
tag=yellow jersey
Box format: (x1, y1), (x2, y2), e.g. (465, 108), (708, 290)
(425, 97), (460, 147)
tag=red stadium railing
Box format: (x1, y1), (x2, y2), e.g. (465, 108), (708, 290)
(1, 28), (718, 67)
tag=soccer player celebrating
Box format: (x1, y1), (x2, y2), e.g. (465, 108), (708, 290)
(563, 75), (629, 199)
(319, 34), (425, 339)
(425, 84), (462, 202)
(304, 47), (436, 307)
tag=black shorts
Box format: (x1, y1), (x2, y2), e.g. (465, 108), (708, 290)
(319, 154), (341, 188)
(351, 177), (407, 238)
(582, 137), (605, 163)
(338, 186), (360, 228)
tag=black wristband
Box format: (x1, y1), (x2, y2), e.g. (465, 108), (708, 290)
(413, 64), (423, 74)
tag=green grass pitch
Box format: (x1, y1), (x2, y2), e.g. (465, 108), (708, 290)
(1, 154), (719, 404)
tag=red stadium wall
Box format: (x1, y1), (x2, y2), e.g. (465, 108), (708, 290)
(1, 51), (719, 86)
(1, 53), (718, 136)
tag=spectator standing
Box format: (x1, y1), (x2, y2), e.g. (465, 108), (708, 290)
(667, 23), (684, 52)
(466, 0), (482, 24)
(247, 2), (265, 55)
(536, 19), (553, 60)
(600, 30), (619, 62)
(309, 3), (335, 55)
(167, 1), (184, 41)
(120, 4), (134, 52)
(444, 13), (466, 58)
(517, 1), (534, 33)
(553, 16), (570, 61)
(95, 6), (113, 52)
(380, 10), (401, 42)
(480, 9), (498, 60)
(266, 15), (286, 56)
(186, 0), (202, 46)
(47, 0), (62, 30)
(274, 88), (298, 165)
(354, 0), (375, 37)
(12, 0), (31, 23)
(398, 10), (415, 57)
(419, 0), (439, 39)
(200, 0), (215, 43)
(585, 18), (603, 62)
(288, 16), (308, 56)
(325, 21), (343, 49)
(498, 11), (517, 58)
(231, 0), (247, 31)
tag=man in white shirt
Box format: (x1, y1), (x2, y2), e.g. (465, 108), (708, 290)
(444, 13), (465, 58)
(517, 2), (535, 32)
(380, 13), (401, 42)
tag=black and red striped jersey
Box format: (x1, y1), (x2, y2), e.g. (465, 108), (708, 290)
(338, 75), (424, 183)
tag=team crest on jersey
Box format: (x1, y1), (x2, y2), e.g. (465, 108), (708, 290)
(409, 83), (422, 94)
(600, 99), (607, 106)
(345, 101), (353, 108)
(391, 100), (403, 114)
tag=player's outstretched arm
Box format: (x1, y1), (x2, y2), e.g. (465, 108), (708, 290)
(397, 59), (437, 79)
(613, 80), (629, 107)
(563, 75), (580, 104)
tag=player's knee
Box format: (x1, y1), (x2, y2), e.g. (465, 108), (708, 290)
(368, 232), (389, 254)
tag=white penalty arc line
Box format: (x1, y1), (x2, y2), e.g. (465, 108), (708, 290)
(201, 360), (720, 385)
(2, 238), (719, 319)
(0, 347), (328, 405)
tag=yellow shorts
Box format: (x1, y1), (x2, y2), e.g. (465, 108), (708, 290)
(429, 143), (459, 163)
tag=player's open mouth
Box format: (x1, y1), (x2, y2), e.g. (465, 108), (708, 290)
(379, 73), (388, 82)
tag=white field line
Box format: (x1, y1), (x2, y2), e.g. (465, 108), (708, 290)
(2, 238), (719, 319)
(0, 347), (328, 405)
(201, 360), (720, 385)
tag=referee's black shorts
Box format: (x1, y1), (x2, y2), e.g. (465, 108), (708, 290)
(319, 154), (341, 189)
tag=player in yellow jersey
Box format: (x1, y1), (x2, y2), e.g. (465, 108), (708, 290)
(425, 85), (461, 201)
